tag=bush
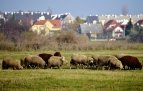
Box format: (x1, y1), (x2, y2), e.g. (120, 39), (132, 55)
(0, 40), (15, 51)
(0, 30), (142, 51)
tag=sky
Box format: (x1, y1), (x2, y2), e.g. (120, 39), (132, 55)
(0, 0), (143, 17)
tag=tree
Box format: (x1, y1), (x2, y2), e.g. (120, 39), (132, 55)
(122, 5), (128, 15)
(75, 16), (84, 24)
(66, 16), (84, 31)
(125, 18), (133, 36)
(135, 25), (143, 34)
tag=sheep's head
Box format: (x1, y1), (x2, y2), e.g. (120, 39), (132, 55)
(87, 57), (94, 64)
(60, 56), (68, 65)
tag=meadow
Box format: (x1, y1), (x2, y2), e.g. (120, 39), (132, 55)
(0, 50), (143, 91)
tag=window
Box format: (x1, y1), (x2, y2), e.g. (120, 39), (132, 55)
(40, 26), (45, 30)
(46, 24), (48, 27)
(54, 24), (56, 27)
(33, 26), (37, 31)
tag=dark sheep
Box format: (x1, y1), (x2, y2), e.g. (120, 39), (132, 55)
(38, 53), (53, 68)
(2, 57), (23, 70)
(54, 52), (61, 57)
(119, 56), (142, 70)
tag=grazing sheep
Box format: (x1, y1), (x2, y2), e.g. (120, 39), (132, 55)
(108, 56), (123, 70)
(70, 54), (93, 69)
(54, 52), (61, 57)
(97, 55), (123, 70)
(97, 55), (111, 70)
(21, 55), (45, 69)
(38, 53), (53, 68)
(2, 57), (23, 70)
(119, 56), (142, 70)
(47, 56), (68, 69)
(91, 54), (100, 68)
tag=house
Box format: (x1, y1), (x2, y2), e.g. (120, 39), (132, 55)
(115, 15), (130, 24)
(131, 15), (140, 25)
(134, 19), (143, 27)
(103, 20), (125, 39)
(52, 13), (75, 30)
(30, 20), (61, 36)
(86, 15), (98, 24)
(3, 11), (51, 25)
(78, 24), (103, 39)
(55, 13), (75, 24)
(48, 20), (62, 35)
(98, 15), (117, 25)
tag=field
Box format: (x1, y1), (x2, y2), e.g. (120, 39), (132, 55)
(0, 50), (143, 91)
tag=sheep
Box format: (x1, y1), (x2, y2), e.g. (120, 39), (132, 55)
(97, 55), (123, 70)
(97, 55), (111, 70)
(2, 57), (23, 70)
(21, 55), (45, 69)
(54, 52), (62, 57)
(108, 56), (123, 70)
(91, 54), (100, 68)
(119, 56), (142, 70)
(47, 56), (68, 69)
(38, 53), (53, 68)
(114, 54), (130, 59)
(70, 54), (93, 69)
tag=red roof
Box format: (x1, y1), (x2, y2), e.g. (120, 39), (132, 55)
(48, 20), (61, 28)
(103, 20), (121, 32)
(34, 20), (47, 25)
(33, 20), (61, 28)
(134, 19), (143, 27)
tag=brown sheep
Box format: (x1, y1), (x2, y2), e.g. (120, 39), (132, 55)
(21, 55), (45, 69)
(38, 53), (53, 68)
(54, 52), (61, 57)
(119, 56), (142, 70)
(2, 57), (23, 70)
(70, 54), (93, 69)
(47, 56), (68, 69)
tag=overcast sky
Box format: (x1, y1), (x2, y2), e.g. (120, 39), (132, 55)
(0, 0), (143, 17)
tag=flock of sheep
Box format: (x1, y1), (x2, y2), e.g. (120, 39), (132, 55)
(1, 52), (143, 70)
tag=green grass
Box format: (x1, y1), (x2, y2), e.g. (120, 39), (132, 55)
(0, 50), (143, 91)
(0, 69), (143, 91)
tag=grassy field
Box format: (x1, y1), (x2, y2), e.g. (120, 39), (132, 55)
(0, 50), (143, 91)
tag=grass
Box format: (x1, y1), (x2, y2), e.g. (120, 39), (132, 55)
(0, 70), (143, 91)
(0, 50), (143, 91)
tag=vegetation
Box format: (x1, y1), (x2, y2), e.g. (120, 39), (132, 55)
(125, 18), (143, 43)
(0, 50), (143, 91)
(125, 18), (133, 36)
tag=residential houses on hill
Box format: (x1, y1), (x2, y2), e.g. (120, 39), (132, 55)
(0, 11), (143, 40)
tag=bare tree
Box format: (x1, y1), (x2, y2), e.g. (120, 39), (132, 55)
(122, 5), (128, 15)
